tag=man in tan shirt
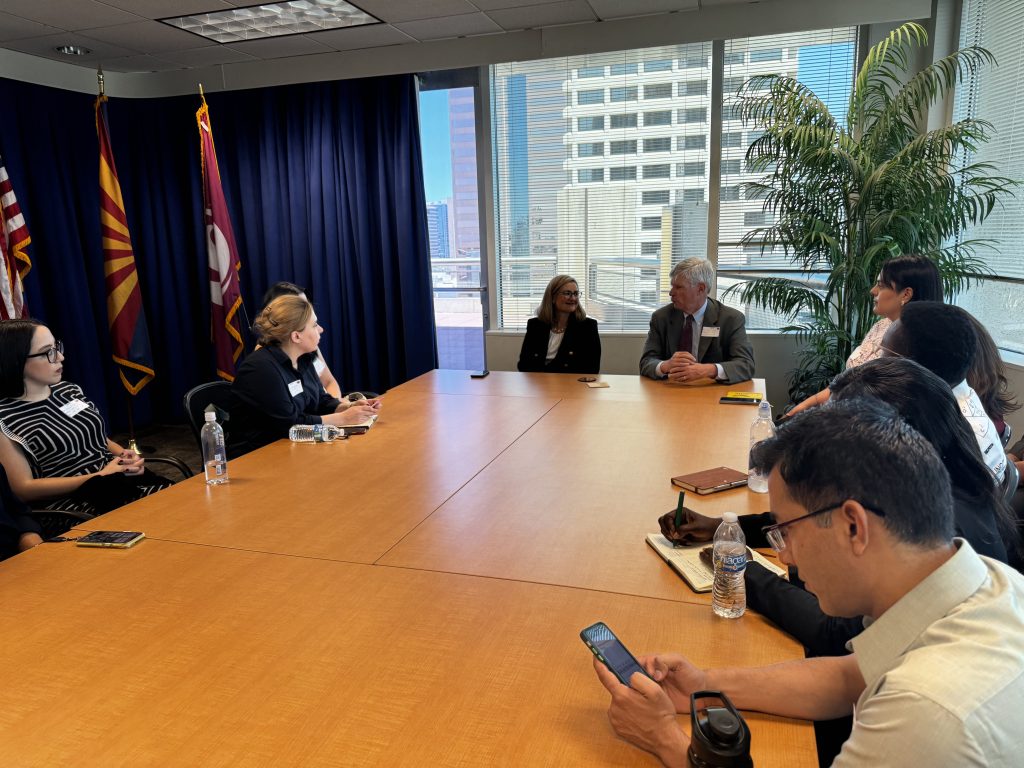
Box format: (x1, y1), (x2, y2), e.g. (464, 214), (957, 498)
(592, 397), (1024, 767)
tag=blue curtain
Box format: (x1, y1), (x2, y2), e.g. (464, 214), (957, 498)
(0, 74), (435, 429)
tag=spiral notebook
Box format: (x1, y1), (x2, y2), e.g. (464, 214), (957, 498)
(645, 533), (787, 592)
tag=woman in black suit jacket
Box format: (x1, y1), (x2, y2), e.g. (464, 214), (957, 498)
(517, 275), (600, 374)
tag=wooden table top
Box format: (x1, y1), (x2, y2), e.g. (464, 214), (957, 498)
(0, 539), (814, 767)
(5, 370), (814, 766)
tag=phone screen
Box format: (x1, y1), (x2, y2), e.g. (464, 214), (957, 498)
(580, 622), (648, 687)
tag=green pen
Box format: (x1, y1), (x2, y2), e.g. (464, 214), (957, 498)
(674, 490), (685, 527)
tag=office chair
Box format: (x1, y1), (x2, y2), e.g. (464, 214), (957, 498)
(183, 381), (235, 454)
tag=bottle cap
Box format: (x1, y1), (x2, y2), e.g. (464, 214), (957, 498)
(204, 411), (217, 422)
(722, 512), (738, 523)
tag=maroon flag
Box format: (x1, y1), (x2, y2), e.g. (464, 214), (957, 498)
(197, 96), (244, 381)
(0, 156), (31, 319)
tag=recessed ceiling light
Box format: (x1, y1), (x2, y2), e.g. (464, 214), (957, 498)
(161, 0), (379, 43)
(55, 45), (91, 56)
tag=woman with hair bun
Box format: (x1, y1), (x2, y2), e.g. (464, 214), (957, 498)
(231, 295), (380, 452)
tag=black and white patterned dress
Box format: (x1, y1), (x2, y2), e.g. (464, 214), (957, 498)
(0, 381), (165, 513)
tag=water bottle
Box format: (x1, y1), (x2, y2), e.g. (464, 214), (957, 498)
(200, 411), (229, 485)
(747, 400), (776, 494)
(712, 513), (746, 619)
(288, 424), (344, 443)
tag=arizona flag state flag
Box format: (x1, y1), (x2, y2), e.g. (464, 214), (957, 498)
(0, 156), (31, 319)
(96, 95), (155, 395)
(196, 96), (244, 381)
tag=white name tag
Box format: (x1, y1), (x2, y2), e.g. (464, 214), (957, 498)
(287, 380), (304, 397)
(701, 326), (721, 338)
(59, 399), (89, 418)
(313, 356), (326, 375)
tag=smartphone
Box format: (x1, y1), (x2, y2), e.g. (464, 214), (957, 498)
(580, 622), (650, 687)
(76, 531), (145, 549)
(470, 370), (490, 379)
(341, 425), (370, 436)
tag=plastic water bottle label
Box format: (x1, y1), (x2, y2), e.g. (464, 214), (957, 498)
(720, 553), (746, 574)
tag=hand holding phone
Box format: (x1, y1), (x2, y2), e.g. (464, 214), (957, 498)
(580, 622), (651, 687)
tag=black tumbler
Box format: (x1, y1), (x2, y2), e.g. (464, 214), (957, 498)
(688, 690), (753, 768)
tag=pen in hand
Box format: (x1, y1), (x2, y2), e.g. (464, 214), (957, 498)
(674, 490), (685, 528)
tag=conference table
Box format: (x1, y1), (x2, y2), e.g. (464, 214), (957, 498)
(0, 371), (817, 767)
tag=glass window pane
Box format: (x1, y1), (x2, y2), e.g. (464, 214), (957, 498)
(578, 88), (604, 105)
(643, 110), (672, 126)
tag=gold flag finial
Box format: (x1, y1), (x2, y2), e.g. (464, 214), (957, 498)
(97, 66), (105, 97)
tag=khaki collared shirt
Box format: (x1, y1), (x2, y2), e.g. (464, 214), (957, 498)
(836, 540), (1024, 766)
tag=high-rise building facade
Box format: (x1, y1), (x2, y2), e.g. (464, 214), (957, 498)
(426, 201), (451, 259)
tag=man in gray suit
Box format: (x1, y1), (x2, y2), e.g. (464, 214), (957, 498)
(639, 257), (755, 383)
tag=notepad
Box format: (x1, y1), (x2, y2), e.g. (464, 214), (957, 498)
(671, 466), (749, 494)
(646, 533), (788, 592)
(720, 391), (763, 405)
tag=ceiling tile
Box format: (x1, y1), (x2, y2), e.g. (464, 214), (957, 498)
(353, 0), (477, 24)
(99, 1), (236, 17)
(0, 11), (62, 42)
(81, 20), (216, 53)
(0, 0), (141, 31)
(470, 0), (566, 10)
(486, 0), (596, 30)
(310, 23), (417, 51)
(393, 12), (501, 41)
(699, 0), (762, 6)
(225, 34), (334, 59)
(0, 31), (140, 62)
(157, 44), (259, 67)
(587, 0), (698, 20)
(100, 53), (182, 72)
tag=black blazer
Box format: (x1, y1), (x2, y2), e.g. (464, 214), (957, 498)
(517, 316), (601, 374)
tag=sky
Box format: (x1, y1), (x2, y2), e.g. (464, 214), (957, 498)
(419, 89), (453, 202)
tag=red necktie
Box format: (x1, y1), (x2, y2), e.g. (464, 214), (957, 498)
(677, 314), (694, 355)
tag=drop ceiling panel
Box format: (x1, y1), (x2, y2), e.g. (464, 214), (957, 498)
(352, 0), (478, 24)
(0, 11), (61, 42)
(100, 0), (236, 15)
(225, 34), (335, 58)
(81, 20), (216, 53)
(0, 0), (141, 31)
(486, 0), (597, 30)
(470, 0), (569, 10)
(394, 12), (503, 41)
(311, 23), (417, 51)
(587, 0), (699, 19)
(1, 32), (140, 63)
(101, 53), (183, 73)
(156, 44), (259, 67)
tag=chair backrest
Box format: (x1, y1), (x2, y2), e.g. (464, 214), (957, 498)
(1002, 459), (1020, 505)
(183, 381), (235, 453)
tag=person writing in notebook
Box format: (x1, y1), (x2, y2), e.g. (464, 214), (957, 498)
(591, 399), (1024, 766)
(638, 258), (754, 384)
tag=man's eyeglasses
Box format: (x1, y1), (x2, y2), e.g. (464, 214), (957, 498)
(760, 501), (886, 552)
(559, 290), (580, 298)
(26, 340), (64, 364)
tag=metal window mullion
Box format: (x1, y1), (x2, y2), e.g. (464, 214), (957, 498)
(706, 39), (725, 292)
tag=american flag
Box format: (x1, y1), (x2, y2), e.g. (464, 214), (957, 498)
(0, 157), (31, 319)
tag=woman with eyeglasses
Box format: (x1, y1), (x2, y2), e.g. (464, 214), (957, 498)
(517, 274), (601, 374)
(0, 319), (170, 517)
(787, 254), (943, 417)
(230, 295), (380, 453)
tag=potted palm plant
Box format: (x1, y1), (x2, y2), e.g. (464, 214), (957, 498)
(729, 21), (1016, 403)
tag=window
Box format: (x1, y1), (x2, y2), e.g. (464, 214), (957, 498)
(679, 107), (707, 123)
(744, 211), (770, 227)
(643, 137), (672, 153)
(491, 32), (853, 331)
(643, 110), (672, 126)
(721, 103), (743, 121)
(642, 190), (670, 205)
(952, 0), (1024, 353)
(721, 159), (743, 177)
(643, 164), (671, 179)
(578, 66), (604, 78)
(643, 83), (673, 99)
(750, 47), (783, 62)
(723, 76), (746, 93)
(644, 59), (673, 72)
(721, 132), (743, 148)
(679, 79), (708, 97)
(578, 89), (604, 105)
